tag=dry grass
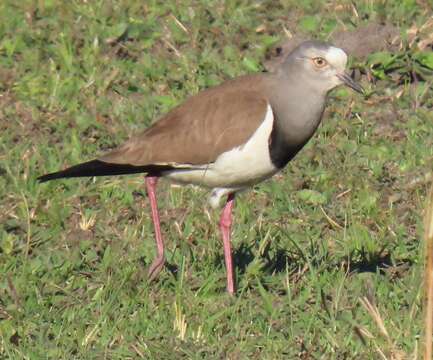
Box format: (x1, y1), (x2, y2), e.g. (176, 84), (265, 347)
(425, 182), (433, 359)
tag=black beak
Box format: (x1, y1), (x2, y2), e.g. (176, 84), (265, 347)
(337, 73), (364, 94)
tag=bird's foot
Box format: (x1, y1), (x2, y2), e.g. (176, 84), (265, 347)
(147, 255), (165, 282)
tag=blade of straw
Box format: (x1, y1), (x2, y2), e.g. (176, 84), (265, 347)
(424, 182), (433, 360)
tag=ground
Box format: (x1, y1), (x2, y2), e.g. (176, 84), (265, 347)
(1, 0), (433, 359)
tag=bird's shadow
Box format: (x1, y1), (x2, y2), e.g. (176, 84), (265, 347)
(158, 240), (412, 283)
(344, 248), (412, 276)
(215, 243), (413, 279)
(347, 249), (393, 274)
(212, 243), (300, 275)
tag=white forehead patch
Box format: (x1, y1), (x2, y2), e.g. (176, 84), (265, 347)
(325, 47), (347, 70)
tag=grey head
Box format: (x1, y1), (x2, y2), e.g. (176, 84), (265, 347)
(278, 40), (363, 95)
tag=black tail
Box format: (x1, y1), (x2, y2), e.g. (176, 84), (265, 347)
(37, 159), (175, 183)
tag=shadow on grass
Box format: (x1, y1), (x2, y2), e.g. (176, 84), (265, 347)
(229, 243), (302, 275)
(344, 248), (413, 278)
(139, 243), (413, 284)
(346, 249), (393, 274)
(230, 244), (413, 279)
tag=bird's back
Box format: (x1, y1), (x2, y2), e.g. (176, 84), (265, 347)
(99, 74), (273, 168)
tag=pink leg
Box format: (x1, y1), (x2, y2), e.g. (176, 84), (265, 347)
(219, 193), (236, 295)
(145, 176), (165, 281)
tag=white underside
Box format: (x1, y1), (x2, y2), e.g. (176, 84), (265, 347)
(165, 104), (279, 207)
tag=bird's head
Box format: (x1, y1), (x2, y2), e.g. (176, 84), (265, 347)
(283, 41), (364, 95)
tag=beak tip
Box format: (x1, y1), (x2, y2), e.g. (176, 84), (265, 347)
(338, 73), (364, 95)
(354, 85), (365, 95)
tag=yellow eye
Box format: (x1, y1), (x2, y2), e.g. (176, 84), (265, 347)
(312, 57), (327, 68)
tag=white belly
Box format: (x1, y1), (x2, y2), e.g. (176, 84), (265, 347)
(165, 104), (278, 189)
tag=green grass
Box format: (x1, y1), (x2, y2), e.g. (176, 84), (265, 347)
(1, 0), (432, 358)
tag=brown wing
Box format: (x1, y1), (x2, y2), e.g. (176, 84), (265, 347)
(99, 75), (270, 167)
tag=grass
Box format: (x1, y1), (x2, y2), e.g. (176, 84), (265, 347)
(1, 0), (432, 358)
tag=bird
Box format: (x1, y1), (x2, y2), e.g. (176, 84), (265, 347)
(38, 40), (363, 295)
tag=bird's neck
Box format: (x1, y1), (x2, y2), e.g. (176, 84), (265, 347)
(269, 73), (326, 141)
(264, 73), (327, 169)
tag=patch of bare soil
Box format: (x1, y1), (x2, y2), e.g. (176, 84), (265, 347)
(264, 22), (401, 72)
